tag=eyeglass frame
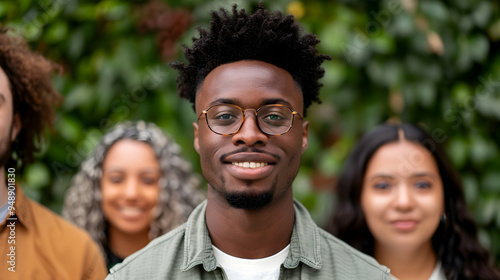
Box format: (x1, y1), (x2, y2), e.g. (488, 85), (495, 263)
(197, 104), (303, 136)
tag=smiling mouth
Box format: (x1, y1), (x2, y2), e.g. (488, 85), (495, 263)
(119, 207), (145, 216)
(231, 162), (269, 168)
(392, 220), (418, 230)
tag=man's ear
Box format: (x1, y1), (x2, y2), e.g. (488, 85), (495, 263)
(301, 120), (309, 154)
(193, 122), (200, 154)
(10, 113), (21, 142)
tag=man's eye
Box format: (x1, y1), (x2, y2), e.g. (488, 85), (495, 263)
(215, 114), (236, 120)
(263, 114), (283, 121)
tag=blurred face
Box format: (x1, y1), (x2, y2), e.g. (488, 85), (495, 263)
(0, 67), (21, 168)
(361, 141), (444, 253)
(101, 139), (160, 235)
(193, 60), (309, 209)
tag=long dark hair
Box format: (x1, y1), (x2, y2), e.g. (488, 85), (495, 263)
(328, 123), (500, 280)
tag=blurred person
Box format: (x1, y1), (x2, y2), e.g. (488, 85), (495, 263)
(105, 3), (392, 280)
(0, 26), (107, 279)
(63, 121), (204, 269)
(328, 123), (500, 280)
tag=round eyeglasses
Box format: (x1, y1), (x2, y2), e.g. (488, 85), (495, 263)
(198, 104), (303, 136)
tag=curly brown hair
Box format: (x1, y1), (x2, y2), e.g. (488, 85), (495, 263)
(0, 26), (62, 169)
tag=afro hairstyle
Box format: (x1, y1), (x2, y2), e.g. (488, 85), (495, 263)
(171, 2), (331, 116)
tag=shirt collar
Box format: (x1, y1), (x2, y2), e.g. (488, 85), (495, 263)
(0, 186), (34, 230)
(180, 199), (322, 272)
(180, 200), (218, 272)
(283, 199), (322, 270)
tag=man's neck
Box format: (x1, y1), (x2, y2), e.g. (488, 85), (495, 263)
(0, 166), (8, 206)
(205, 189), (295, 259)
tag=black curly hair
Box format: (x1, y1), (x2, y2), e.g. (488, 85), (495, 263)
(171, 2), (331, 116)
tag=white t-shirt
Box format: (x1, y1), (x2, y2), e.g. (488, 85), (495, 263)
(212, 244), (290, 280)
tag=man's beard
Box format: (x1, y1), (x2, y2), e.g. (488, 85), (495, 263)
(213, 176), (282, 210)
(224, 190), (273, 210)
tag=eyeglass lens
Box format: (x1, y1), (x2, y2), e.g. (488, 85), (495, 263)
(206, 105), (294, 135)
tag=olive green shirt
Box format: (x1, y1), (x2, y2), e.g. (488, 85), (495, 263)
(106, 199), (392, 279)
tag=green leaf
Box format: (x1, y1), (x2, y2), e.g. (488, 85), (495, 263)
(469, 34), (489, 62)
(477, 196), (496, 224)
(416, 82), (436, 107)
(462, 175), (478, 205)
(452, 82), (472, 104)
(0, 2), (8, 17)
(372, 32), (395, 54)
(472, 2), (492, 28)
(57, 116), (83, 142)
(367, 59), (402, 87)
(470, 134), (497, 164)
(63, 83), (94, 111)
(447, 137), (468, 168)
(44, 21), (68, 43)
(481, 172), (500, 193)
(24, 162), (50, 190)
(389, 13), (415, 37)
(322, 60), (346, 89)
(68, 28), (85, 60)
(420, 1), (448, 21)
(96, 1), (129, 20)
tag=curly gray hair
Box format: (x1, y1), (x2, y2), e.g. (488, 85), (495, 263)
(62, 121), (204, 255)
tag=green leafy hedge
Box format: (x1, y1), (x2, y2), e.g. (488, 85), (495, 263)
(2, 0), (499, 267)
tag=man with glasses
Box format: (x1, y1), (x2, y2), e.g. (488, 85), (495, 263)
(107, 3), (392, 279)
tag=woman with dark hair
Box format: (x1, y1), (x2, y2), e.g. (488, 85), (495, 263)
(328, 123), (500, 280)
(63, 121), (204, 269)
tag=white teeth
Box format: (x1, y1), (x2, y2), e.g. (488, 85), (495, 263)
(232, 162), (268, 168)
(120, 207), (143, 215)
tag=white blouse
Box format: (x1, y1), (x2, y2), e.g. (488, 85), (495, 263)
(428, 261), (446, 280)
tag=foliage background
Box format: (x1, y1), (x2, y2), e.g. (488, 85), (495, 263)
(1, 0), (499, 267)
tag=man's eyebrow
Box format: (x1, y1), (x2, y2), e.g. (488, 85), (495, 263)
(207, 98), (293, 108)
(262, 98), (292, 107)
(208, 98), (238, 107)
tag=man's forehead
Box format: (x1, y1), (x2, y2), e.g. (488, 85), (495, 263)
(198, 61), (299, 93)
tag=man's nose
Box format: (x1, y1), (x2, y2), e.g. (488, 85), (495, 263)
(231, 111), (268, 146)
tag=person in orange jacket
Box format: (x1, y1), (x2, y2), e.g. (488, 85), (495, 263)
(0, 25), (107, 279)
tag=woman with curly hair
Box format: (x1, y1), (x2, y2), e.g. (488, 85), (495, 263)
(63, 121), (204, 269)
(328, 123), (500, 280)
